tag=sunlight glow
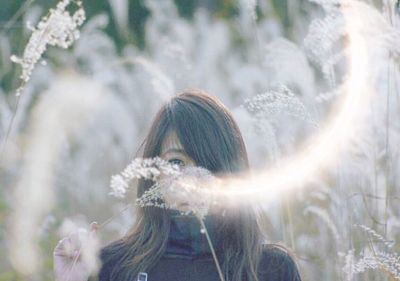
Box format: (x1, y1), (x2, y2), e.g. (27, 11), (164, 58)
(216, 6), (373, 202)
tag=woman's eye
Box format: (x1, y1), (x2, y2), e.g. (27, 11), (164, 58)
(168, 158), (185, 166)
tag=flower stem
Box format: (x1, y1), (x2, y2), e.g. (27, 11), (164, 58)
(98, 203), (132, 229)
(198, 217), (225, 281)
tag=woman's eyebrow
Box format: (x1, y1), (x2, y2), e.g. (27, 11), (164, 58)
(161, 148), (186, 156)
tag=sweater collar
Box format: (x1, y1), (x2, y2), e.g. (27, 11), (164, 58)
(165, 211), (220, 259)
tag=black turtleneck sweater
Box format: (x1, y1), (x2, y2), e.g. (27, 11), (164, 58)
(98, 214), (302, 281)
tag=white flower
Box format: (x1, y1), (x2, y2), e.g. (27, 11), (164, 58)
(343, 226), (400, 280)
(243, 84), (316, 125)
(109, 157), (181, 198)
(109, 175), (129, 198)
(10, 0), (86, 96)
(137, 166), (216, 219)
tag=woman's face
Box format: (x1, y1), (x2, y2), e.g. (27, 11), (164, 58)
(160, 131), (196, 168)
(160, 131), (200, 213)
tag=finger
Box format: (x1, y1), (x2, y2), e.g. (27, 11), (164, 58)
(89, 222), (99, 239)
(53, 237), (70, 256)
(54, 237), (77, 259)
(69, 229), (87, 252)
(90, 221), (98, 233)
(56, 237), (69, 247)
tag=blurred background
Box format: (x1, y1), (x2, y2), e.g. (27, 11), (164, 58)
(0, 0), (399, 280)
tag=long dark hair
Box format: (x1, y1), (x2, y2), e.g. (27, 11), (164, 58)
(101, 89), (263, 281)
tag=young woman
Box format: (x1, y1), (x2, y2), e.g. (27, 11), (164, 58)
(54, 89), (302, 281)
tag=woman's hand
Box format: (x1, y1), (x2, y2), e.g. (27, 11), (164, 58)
(53, 222), (99, 281)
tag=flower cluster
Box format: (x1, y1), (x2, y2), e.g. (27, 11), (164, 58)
(342, 225), (400, 280)
(111, 158), (216, 218)
(352, 251), (400, 280)
(11, 0), (86, 96)
(136, 184), (166, 209)
(243, 85), (315, 125)
(109, 157), (180, 198)
(156, 166), (215, 218)
(305, 0), (400, 86)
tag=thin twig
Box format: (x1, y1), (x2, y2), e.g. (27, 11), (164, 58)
(98, 203), (133, 229)
(383, 0), (395, 235)
(384, 54), (391, 237)
(198, 217), (225, 281)
(0, 94), (20, 162)
(284, 197), (296, 252)
(2, 0), (35, 32)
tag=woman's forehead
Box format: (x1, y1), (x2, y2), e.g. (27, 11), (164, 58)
(161, 131), (184, 153)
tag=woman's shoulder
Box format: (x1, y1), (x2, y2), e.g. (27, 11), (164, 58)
(260, 243), (295, 263)
(258, 244), (302, 281)
(97, 239), (127, 281)
(99, 238), (125, 262)
(97, 240), (302, 281)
